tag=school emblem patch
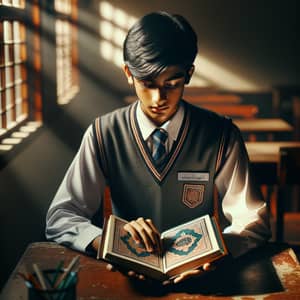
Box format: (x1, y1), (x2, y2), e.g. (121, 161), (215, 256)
(182, 184), (205, 208)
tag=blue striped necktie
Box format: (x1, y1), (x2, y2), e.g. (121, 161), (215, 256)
(151, 128), (168, 168)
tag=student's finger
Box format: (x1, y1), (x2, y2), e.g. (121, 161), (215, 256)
(137, 218), (160, 249)
(162, 279), (172, 286)
(144, 219), (160, 236)
(132, 220), (154, 252)
(173, 269), (203, 284)
(123, 223), (141, 244)
(127, 270), (145, 281)
(172, 263), (215, 284)
(145, 219), (162, 253)
(125, 220), (153, 252)
(138, 274), (145, 280)
(203, 262), (215, 271)
(106, 264), (117, 272)
(124, 218), (160, 252)
(127, 270), (136, 277)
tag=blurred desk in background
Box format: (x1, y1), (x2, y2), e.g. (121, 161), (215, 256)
(201, 104), (259, 118)
(246, 141), (300, 184)
(246, 141), (300, 163)
(1, 242), (300, 299)
(235, 118), (293, 134)
(235, 118), (293, 140)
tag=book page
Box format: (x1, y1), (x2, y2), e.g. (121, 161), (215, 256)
(163, 216), (215, 271)
(111, 218), (162, 269)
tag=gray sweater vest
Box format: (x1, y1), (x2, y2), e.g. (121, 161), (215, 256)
(93, 100), (230, 232)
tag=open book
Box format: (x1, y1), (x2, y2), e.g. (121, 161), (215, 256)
(97, 214), (228, 281)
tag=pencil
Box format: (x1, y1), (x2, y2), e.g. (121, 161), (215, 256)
(51, 260), (64, 287)
(32, 263), (48, 290)
(54, 255), (80, 289)
(96, 235), (102, 260)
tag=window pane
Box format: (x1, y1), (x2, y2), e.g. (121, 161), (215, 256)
(0, 20), (29, 134)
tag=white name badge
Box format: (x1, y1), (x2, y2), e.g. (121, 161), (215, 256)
(177, 172), (209, 182)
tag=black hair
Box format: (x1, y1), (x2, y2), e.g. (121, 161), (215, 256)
(123, 11), (198, 80)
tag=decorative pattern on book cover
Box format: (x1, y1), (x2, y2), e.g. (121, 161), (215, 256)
(112, 218), (162, 268)
(111, 216), (216, 272)
(163, 217), (212, 269)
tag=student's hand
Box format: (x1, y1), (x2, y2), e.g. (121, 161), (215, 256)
(123, 217), (162, 253)
(106, 263), (147, 280)
(162, 263), (216, 285)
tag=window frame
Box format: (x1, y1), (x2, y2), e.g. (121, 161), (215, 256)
(0, 2), (42, 167)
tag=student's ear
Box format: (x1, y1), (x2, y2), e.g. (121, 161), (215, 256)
(123, 64), (134, 85)
(185, 65), (195, 84)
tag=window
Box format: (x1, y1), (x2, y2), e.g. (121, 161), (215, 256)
(0, 0), (42, 153)
(0, 0), (25, 9)
(55, 0), (79, 105)
(0, 20), (28, 135)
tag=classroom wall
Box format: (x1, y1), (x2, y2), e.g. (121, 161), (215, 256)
(0, 0), (299, 289)
(0, 2), (126, 288)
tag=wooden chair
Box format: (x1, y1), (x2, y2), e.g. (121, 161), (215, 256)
(276, 147), (300, 241)
(293, 96), (300, 140)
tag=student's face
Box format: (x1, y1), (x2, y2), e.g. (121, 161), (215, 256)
(124, 65), (194, 126)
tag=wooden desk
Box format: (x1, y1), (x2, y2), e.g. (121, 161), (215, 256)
(201, 104), (259, 118)
(184, 94), (242, 104)
(246, 141), (300, 184)
(235, 119), (293, 133)
(1, 242), (300, 299)
(235, 118), (293, 141)
(246, 141), (300, 163)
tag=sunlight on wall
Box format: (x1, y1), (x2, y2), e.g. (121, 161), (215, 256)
(99, 1), (136, 68)
(55, 19), (79, 105)
(55, 0), (79, 105)
(54, 0), (71, 15)
(98, 1), (258, 91)
(193, 55), (257, 91)
(98, 1), (209, 88)
(189, 70), (209, 87)
(0, 121), (42, 151)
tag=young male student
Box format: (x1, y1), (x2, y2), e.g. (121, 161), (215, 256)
(46, 11), (271, 284)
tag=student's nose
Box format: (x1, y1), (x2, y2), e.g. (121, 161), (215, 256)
(151, 88), (166, 105)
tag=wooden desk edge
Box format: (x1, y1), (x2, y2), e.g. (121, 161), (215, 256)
(2, 242), (300, 300)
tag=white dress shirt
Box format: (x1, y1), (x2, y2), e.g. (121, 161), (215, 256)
(46, 101), (271, 257)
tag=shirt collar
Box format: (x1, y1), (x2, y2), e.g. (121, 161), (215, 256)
(136, 101), (185, 142)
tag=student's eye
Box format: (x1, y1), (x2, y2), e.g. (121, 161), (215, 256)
(164, 82), (180, 89)
(141, 81), (155, 89)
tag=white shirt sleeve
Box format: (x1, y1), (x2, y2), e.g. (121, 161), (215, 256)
(215, 124), (271, 258)
(45, 125), (106, 252)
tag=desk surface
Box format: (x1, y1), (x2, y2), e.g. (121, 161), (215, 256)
(1, 242), (300, 300)
(234, 118), (293, 133)
(246, 141), (300, 163)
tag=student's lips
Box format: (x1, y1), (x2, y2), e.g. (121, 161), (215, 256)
(150, 106), (168, 113)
